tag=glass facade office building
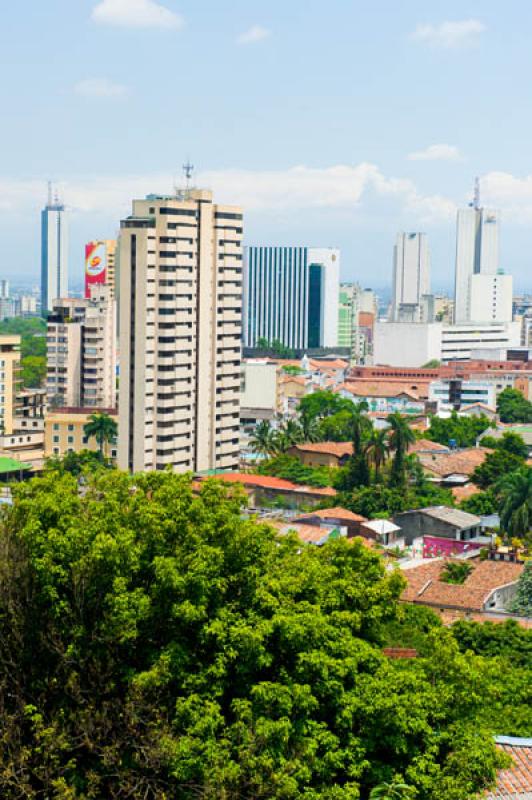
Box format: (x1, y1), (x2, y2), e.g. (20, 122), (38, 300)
(243, 246), (339, 350)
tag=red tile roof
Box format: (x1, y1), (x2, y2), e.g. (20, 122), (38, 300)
(382, 647), (418, 659)
(401, 559), (523, 612)
(207, 472), (336, 497)
(341, 381), (421, 399)
(451, 483), (481, 503)
(408, 438), (449, 454)
(297, 506), (368, 523)
(291, 441), (353, 458)
(419, 447), (492, 477)
(487, 739), (532, 798)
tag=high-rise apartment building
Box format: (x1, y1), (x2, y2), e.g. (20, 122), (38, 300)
(0, 336), (21, 435)
(41, 188), (68, 315)
(243, 246), (339, 350)
(46, 285), (116, 409)
(454, 204), (501, 323)
(85, 239), (117, 299)
(390, 233), (432, 322)
(117, 189), (242, 474)
(0, 280), (9, 299)
(338, 282), (368, 362)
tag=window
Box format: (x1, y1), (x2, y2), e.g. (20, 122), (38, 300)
(68, 424), (74, 431)
(68, 436), (74, 444)
(53, 423), (59, 431)
(53, 435), (59, 443)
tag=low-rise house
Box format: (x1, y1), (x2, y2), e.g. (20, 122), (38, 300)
(288, 441), (353, 468)
(486, 736), (532, 799)
(418, 446), (491, 485)
(275, 521), (347, 546)
(200, 472), (336, 509)
(338, 381), (426, 414)
(359, 518), (402, 547)
(394, 506), (486, 557)
(401, 558), (524, 619)
(294, 506), (368, 537)
(45, 407), (118, 460)
(458, 402), (498, 420)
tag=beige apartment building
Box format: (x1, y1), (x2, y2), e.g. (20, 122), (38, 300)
(0, 336), (21, 435)
(45, 407), (118, 459)
(46, 285), (116, 409)
(118, 188), (242, 473)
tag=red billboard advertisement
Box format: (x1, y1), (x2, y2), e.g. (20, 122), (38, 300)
(85, 241), (107, 297)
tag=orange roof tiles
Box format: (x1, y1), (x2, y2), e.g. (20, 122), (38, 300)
(292, 441), (353, 458)
(401, 559), (523, 612)
(451, 483), (481, 503)
(207, 472), (337, 497)
(342, 381), (421, 399)
(487, 740), (532, 798)
(299, 506), (368, 523)
(419, 447), (492, 477)
(408, 438), (449, 454)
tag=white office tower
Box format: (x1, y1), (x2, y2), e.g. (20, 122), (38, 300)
(118, 189), (242, 474)
(0, 281), (9, 299)
(41, 185), (68, 314)
(390, 233), (432, 322)
(454, 190), (504, 323)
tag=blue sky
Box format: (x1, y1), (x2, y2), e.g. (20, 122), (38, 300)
(2, 0), (532, 292)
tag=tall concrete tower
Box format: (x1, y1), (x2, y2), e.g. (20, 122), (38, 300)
(41, 183), (68, 315)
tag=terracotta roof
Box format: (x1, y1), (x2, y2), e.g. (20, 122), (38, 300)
(341, 381), (421, 399)
(401, 559), (523, 612)
(438, 609), (532, 629)
(291, 441), (353, 458)
(296, 506), (368, 523)
(278, 522), (334, 544)
(419, 447), (491, 477)
(451, 483), (481, 503)
(408, 438), (449, 454)
(487, 738), (532, 798)
(279, 374), (307, 386)
(207, 472), (337, 497)
(460, 402), (497, 414)
(309, 358), (349, 369)
(382, 647), (418, 659)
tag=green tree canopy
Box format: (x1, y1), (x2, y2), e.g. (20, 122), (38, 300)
(298, 389), (354, 422)
(426, 412), (492, 448)
(0, 469), (509, 798)
(472, 449), (526, 489)
(480, 431), (529, 459)
(497, 387), (532, 424)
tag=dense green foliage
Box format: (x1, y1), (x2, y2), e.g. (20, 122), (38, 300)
(258, 454), (335, 487)
(458, 489), (498, 516)
(338, 482), (454, 519)
(479, 431), (529, 458)
(440, 561), (472, 585)
(0, 317), (47, 388)
(497, 387), (532, 423)
(45, 448), (113, 476)
(509, 561), (532, 616)
(426, 412), (492, 448)
(255, 337), (295, 358)
(472, 449), (526, 489)
(497, 467), (532, 542)
(0, 467), (516, 799)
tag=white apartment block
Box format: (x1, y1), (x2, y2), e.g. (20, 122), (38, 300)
(46, 285), (116, 409)
(118, 189), (242, 474)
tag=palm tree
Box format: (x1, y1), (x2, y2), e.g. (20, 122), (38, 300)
(83, 412), (118, 459)
(298, 413), (322, 443)
(497, 467), (532, 542)
(387, 412), (416, 489)
(366, 428), (389, 481)
(343, 401), (372, 489)
(249, 420), (277, 458)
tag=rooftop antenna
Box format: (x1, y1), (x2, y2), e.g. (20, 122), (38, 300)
(473, 176), (480, 210)
(47, 180), (53, 207)
(184, 159), (194, 190)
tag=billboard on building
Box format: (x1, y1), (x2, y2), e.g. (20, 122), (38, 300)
(85, 241), (107, 297)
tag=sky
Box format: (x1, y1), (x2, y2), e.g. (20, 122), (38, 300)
(2, 0), (532, 292)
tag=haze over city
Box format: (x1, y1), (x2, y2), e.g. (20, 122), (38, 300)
(3, 0), (532, 289)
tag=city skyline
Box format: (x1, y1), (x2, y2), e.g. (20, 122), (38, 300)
(3, 1), (532, 290)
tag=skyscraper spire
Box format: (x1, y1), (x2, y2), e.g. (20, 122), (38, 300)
(473, 176), (480, 210)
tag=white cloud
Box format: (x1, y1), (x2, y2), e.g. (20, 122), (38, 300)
(237, 25), (271, 44)
(410, 19), (486, 48)
(408, 144), (463, 162)
(0, 164), (455, 226)
(91, 0), (183, 30)
(74, 78), (128, 99)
